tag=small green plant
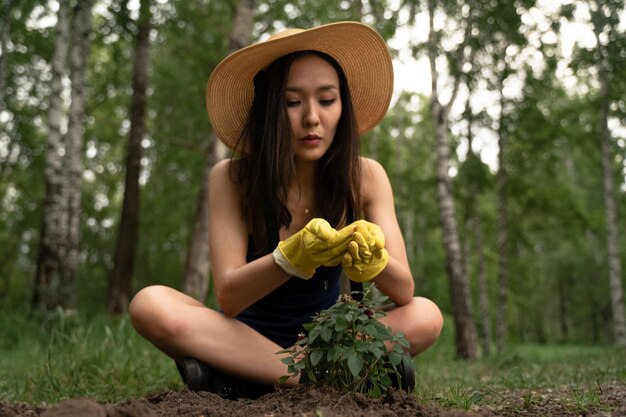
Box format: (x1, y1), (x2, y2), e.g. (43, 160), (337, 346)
(277, 286), (412, 398)
(569, 378), (601, 410)
(521, 385), (536, 410)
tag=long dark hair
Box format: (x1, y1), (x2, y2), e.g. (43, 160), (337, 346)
(235, 51), (361, 252)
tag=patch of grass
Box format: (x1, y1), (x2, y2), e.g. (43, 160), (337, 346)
(567, 376), (602, 411)
(1, 308), (624, 416)
(0, 307), (181, 406)
(413, 316), (626, 414)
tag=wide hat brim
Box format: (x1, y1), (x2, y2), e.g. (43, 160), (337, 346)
(206, 21), (394, 152)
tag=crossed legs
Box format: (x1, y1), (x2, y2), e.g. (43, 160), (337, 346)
(129, 285), (443, 387)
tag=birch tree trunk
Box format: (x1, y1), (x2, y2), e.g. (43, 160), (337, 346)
(33, 0), (70, 309)
(182, 0), (254, 301)
(108, 0), (151, 314)
(427, 0), (477, 359)
(464, 96), (490, 356)
(61, 0), (94, 308)
(594, 17), (626, 346)
(495, 74), (509, 353)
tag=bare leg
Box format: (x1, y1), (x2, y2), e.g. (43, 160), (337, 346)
(129, 285), (297, 387)
(379, 296), (443, 356)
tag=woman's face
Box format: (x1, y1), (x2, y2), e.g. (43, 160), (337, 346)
(285, 54), (342, 162)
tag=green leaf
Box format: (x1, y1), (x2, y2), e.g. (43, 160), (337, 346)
(347, 354), (364, 377)
(372, 348), (384, 360)
(280, 357), (295, 366)
(397, 337), (410, 348)
(335, 317), (348, 332)
(328, 345), (343, 362)
(310, 350), (323, 366)
(388, 351), (402, 367)
(309, 327), (320, 343)
(321, 327), (332, 342)
(380, 374), (392, 387)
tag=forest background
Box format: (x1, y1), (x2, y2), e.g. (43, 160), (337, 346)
(1, 0), (625, 364)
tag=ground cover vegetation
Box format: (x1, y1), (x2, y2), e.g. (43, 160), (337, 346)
(0, 307), (624, 415)
(1, 0), (626, 415)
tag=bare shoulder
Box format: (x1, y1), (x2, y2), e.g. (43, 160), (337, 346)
(210, 158), (235, 180)
(360, 156), (391, 191)
(359, 156), (393, 208)
(209, 158), (242, 206)
(209, 158), (241, 189)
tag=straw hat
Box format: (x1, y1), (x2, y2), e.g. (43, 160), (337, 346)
(206, 21), (394, 152)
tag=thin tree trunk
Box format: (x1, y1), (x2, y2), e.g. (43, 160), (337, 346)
(183, 161), (213, 301)
(474, 212), (491, 356)
(464, 96), (490, 356)
(33, 0), (71, 309)
(108, 0), (151, 314)
(0, 0), (12, 112)
(61, 0), (94, 308)
(595, 21), (626, 346)
(495, 73), (509, 353)
(0, 0), (14, 184)
(427, 0), (477, 360)
(557, 276), (568, 340)
(433, 109), (477, 360)
(182, 0), (254, 301)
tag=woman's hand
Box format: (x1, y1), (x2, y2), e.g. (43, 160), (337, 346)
(272, 218), (355, 279)
(339, 220), (389, 282)
(273, 217), (390, 282)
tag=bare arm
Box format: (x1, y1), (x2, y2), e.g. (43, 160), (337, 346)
(208, 159), (291, 317)
(360, 157), (415, 306)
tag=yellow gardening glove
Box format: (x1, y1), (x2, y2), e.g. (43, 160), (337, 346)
(272, 218), (355, 279)
(340, 221), (389, 282)
(336, 220), (386, 258)
(351, 220), (386, 253)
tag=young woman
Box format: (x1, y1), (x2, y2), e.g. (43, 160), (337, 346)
(129, 21), (443, 399)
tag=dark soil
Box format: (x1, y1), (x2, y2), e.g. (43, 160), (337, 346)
(1, 384), (624, 417)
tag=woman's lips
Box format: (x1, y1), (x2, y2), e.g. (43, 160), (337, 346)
(300, 135), (321, 146)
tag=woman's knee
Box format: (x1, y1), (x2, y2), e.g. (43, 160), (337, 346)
(129, 285), (188, 341)
(418, 297), (443, 340)
(406, 297), (444, 355)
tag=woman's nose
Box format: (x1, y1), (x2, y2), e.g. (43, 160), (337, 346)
(303, 102), (320, 127)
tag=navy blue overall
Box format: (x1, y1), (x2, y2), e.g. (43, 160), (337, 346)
(235, 224), (342, 348)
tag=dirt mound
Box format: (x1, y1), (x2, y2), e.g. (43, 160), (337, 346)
(2, 384), (625, 417)
(0, 387), (485, 417)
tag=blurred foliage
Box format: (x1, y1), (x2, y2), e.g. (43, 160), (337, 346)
(0, 0), (624, 346)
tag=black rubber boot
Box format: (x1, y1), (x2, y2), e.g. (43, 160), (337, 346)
(390, 356), (416, 393)
(176, 357), (273, 400)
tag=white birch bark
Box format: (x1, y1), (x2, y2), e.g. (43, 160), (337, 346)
(34, 0), (71, 308)
(594, 14), (626, 346)
(495, 74), (509, 353)
(62, 0), (95, 307)
(427, 0), (477, 359)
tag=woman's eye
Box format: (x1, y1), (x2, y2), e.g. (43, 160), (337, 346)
(320, 98), (336, 106)
(286, 100), (300, 107)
